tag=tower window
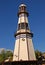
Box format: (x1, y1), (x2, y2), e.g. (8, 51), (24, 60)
(18, 23), (29, 30)
(26, 23), (29, 30)
(21, 23), (25, 29)
(18, 24), (20, 30)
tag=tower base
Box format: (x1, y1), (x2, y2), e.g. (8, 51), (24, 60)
(1, 60), (45, 65)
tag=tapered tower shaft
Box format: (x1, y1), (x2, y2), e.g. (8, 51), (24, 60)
(13, 4), (36, 61)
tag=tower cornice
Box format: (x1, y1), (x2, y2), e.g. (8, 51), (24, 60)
(18, 11), (29, 17)
(14, 32), (33, 37)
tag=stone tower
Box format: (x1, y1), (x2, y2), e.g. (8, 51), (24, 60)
(13, 4), (36, 61)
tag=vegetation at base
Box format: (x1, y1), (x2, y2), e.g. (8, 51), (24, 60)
(0, 49), (45, 63)
(35, 50), (45, 61)
(0, 49), (13, 63)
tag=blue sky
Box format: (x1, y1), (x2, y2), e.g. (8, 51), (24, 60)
(0, 0), (45, 52)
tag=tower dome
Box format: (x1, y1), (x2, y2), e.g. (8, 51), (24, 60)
(18, 3), (29, 17)
(19, 4), (26, 8)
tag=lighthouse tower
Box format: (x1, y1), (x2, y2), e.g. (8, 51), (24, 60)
(13, 4), (36, 61)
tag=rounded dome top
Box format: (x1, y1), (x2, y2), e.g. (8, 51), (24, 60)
(19, 4), (26, 8)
